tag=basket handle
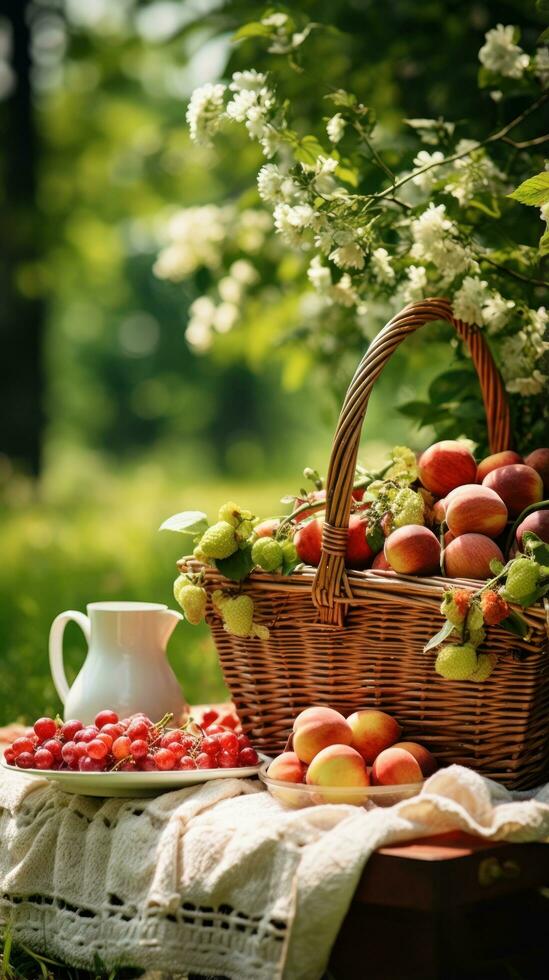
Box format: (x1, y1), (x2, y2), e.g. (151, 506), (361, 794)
(311, 297), (511, 624)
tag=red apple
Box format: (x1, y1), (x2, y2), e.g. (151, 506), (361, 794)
(476, 450), (523, 483)
(524, 449), (549, 495)
(372, 551), (392, 570)
(482, 464), (543, 518)
(444, 533), (504, 580)
(294, 518), (323, 566)
(345, 514), (374, 569)
(384, 526), (441, 575)
(515, 510), (549, 549)
(418, 441), (477, 497)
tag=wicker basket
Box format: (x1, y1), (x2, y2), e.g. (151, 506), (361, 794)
(183, 298), (549, 790)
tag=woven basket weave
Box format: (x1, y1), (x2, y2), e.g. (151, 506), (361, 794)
(182, 298), (549, 790)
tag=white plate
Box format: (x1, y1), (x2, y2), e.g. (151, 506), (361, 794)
(1, 757), (265, 798)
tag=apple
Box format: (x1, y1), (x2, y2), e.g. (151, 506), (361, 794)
(345, 513), (374, 569)
(292, 706), (352, 764)
(515, 510), (549, 548)
(476, 450), (523, 483)
(294, 518), (323, 566)
(347, 709), (401, 765)
(524, 449), (549, 495)
(418, 441), (477, 497)
(384, 526), (441, 575)
(372, 551), (392, 570)
(371, 747), (422, 786)
(445, 486), (508, 538)
(444, 533), (504, 580)
(254, 519), (280, 538)
(482, 464), (543, 518)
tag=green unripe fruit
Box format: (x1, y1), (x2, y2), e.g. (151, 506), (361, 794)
(200, 521), (238, 559)
(469, 653), (497, 682)
(252, 538), (283, 572)
(435, 643), (478, 680)
(180, 585), (207, 625)
(504, 557), (540, 605)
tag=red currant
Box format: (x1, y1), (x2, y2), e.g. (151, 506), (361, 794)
(180, 735), (196, 753)
(16, 752), (36, 769)
(205, 724), (224, 736)
(165, 742), (184, 760)
(155, 748), (176, 771)
(100, 723), (124, 740)
(94, 709), (119, 728)
(238, 747), (259, 766)
(74, 727), (98, 743)
(178, 756), (197, 771)
(34, 749), (54, 770)
(61, 741), (79, 767)
(219, 731), (239, 754)
(237, 734), (251, 749)
(201, 709), (219, 727)
(96, 732), (113, 750)
(195, 752), (213, 769)
(219, 713), (238, 730)
(130, 739), (149, 759)
(219, 750), (238, 768)
(137, 755), (156, 771)
(78, 756), (105, 772)
(202, 736), (220, 760)
(118, 760), (136, 771)
(42, 739), (62, 761)
(33, 717), (57, 741)
(4, 748), (16, 765)
(112, 736), (132, 760)
(61, 720), (84, 742)
(87, 739), (109, 760)
(126, 719), (150, 741)
(12, 736), (35, 757)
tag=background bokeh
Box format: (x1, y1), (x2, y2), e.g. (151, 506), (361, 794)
(0, 0), (540, 725)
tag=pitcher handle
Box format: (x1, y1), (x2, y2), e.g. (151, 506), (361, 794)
(49, 611), (91, 704)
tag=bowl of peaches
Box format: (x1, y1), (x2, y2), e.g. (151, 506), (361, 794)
(260, 706), (436, 808)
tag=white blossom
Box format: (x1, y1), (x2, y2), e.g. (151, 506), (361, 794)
(445, 140), (505, 206)
(411, 203), (452, 255)
(534, 46), (549, 86)
(479, 24), (529, 79)
(230, 259), (258, 285)
(329, 273), (359, 307)
(307, 255), (332, 292)
(312, 156), (340, 196)
(257, 164), (303, 203)
(329, 242), (365, 270)
(482, 293), (515, 333)
(529, 306), (548, 337)
(218, 276), (242, 304)
(185, 296), (216, 352)
(453, 277), (490, 325)
(213, 302), (239, 333)
(261, 13), (288, 28)
(186, 83), (226, 145)
(371, 247), (395, 285)
(153, 205), (228, 280)
(225, 79), (274, 143)
(236, 209), (272, 251)
(411, 150), (445, 192)
(326, 113), (346, 144)
(506, 371), (547, 396)
(229, 70), (267, 92)
(273, 202), (315, 246)
(410, 203), (474, 283)
(403, 265), (428, 303)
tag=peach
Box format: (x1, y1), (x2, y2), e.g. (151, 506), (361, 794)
(345, 513), (374, 569)
(444, 530), (456, 546)
(418, 441), (477, 497)
(444, 533), (504, 580)
(476, 450), (523, 483)
(292, 706), (352, 764)
(392, 741), (438, 777)
(445, 486), (508, 538)
(524, 448), (549, 495)
(306, 744), (369, 803)
(254, 519), (280, 538)
(294, 517), (322, 566)
(384, 526), (441, 575)
(371, 747), (422, 786)
(347, 709), (401, 765)
(482, 464), (543, 518)
(372, 550), (392, 570)
(515, 510), (549, 548)
(267, 751), (306, 783)
(432, 498), (447, 523)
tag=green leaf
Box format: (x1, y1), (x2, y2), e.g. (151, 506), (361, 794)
(294, 134), (327, 165)
(523, 532), (549, 566)
(281, 552), (300, 576)
(539, 229), (549, 257)
(538, 27), (549, 43)
(159, 511), (209, 536)
(490, 558), (504, 575)
(536, 0), (549, 16)
(233, 22), (271, 42)
(424, 619), (456, 653)
(508, 172), (549, 207)
(216, 545), (254, 582)
(366, 523), (384, 554)
(499, 610), (530, 639)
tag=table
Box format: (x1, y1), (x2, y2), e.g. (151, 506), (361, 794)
(330, 831), (549, 980)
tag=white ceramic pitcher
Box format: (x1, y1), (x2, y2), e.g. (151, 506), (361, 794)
(49, 601), (187, 725)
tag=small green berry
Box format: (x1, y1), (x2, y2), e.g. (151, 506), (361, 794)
(200, 521), (238, 559)
(503, 557), (540, 605)
(469, 653), (497, 682)
(251, 538), (283, 572)
(180, 584), (207, 625)
(435, 643), (478, 680)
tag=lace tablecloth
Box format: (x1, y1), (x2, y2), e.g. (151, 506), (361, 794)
(1, 764), (548, 980)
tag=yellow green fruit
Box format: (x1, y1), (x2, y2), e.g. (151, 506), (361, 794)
(200, 521), (238, 559)
(469, 653), (497, 682)
(252, 538), (283, 571)
(435, 643), (478, 680)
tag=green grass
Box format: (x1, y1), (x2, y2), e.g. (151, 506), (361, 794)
(0, 456), (296, 726)
(0, 929), (144, 979)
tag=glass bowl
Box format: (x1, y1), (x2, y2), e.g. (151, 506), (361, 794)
(259, 763), (423, 809)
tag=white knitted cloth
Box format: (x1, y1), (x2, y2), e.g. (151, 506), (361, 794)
(1, 765), (548, 980)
